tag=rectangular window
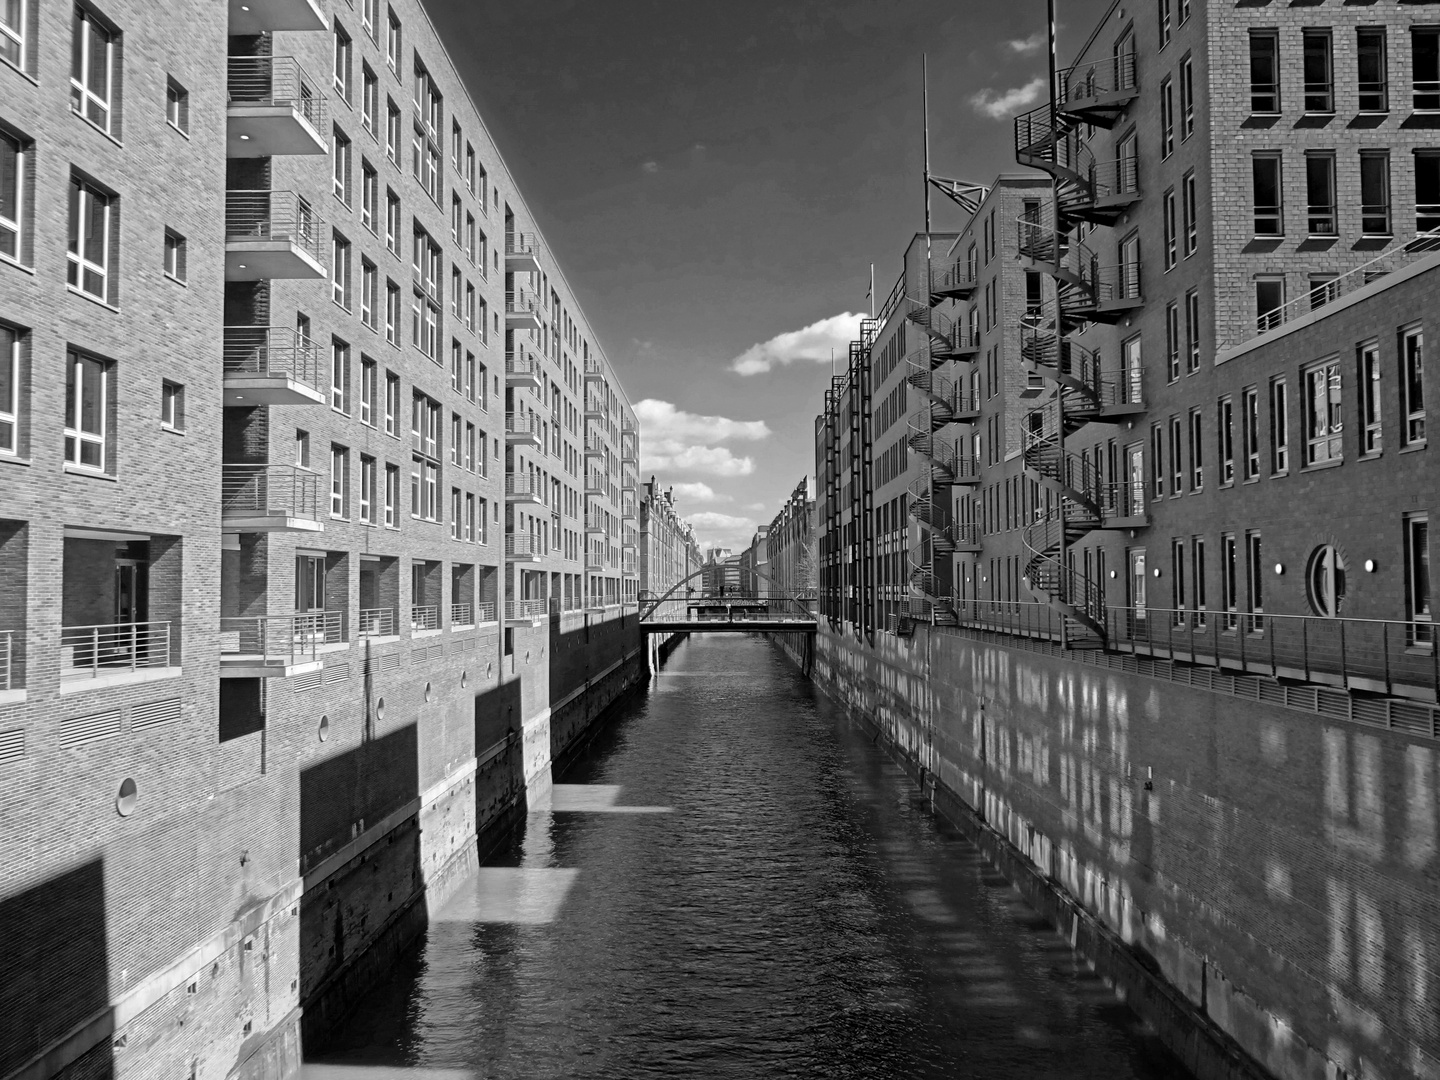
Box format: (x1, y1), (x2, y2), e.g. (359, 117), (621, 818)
(359, 454), (376, 523)
(1221, 533), (1238, 630)
(64, 349), (108, 471)
(1160, 76), (1174, 157)
(1417, 151), (1440, 235)
(71, 7), (114, 132)
(1172, 538), (1187, 618)
(1188, 408), (1203, 490)
(1302, 30), (1333, 113)
(333, 23), (351, 102)
(1357, 341), (1382, 454)
(386, 98), (401, 165)
(450, 412), (460, 465)
(331, 338), (350, 413)
(1252, 154), (1282, 236)
(384, 371), (400, 436)
(0, 323), (17, 454)
(333, 127), (351, 203)
(163, 228), (186, 282)
(1269, 376), (1289, 473)
(1, 0), (25, 69)
(166, 77), (188, 134)
(1163, 187), (1177, 269)
(1305, 152), (1336, 236)
(1218, 396), (1234, 484)
(450, 486), (462, 540)
(360, 356), (377, 427)
(331, 446), (350, 518)
(1246, 531), (1264, 632)
(1166, 302), (1181, 381)
(1182, 170), (1197, 256)
(1407, 514), (1432, 645)
(1402, 326), (1426, 444)
(1242, 386), (1260, 480)
(1250, 31), (1279, 113)
(1179, 53), (1194, 138)
(1185, 289), (1200, 373)
(385, 279), (401, 344)
(331, 231), (351, 308)
(1358, 28), (1388, 112)
(0, 128), (24, 261)
(159, 379), (184, 432)
(1414, 28), (1440, 111)
(295, 429), (310, 469)
(67, 175), (111, 301)
(386, 9), (401, 74)
(1151, 423), (1165, 499)
(1360, 151), (1391, 235)
(465, 492), (476, 542)
(1255, 276), (1284, 333)
(362, 63), (377, 134)
(1158, 0), (1171, 49)
(1304, 359), (1343, 465)
(1192, 536), (1207, 626)
(1170, 414), (1183, 495)
(360, 160), (377, 232)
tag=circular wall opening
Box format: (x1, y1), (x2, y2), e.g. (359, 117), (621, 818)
(461, 670), (469, 689)
(115, 778), (138, 817)
(375, 697), (387, 721)
(424, 681), (433, 702)
(1306, 545), (1347, 617)
(318, 715), (329, 741)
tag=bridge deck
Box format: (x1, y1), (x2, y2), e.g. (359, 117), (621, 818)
(641, 618), (817, 634)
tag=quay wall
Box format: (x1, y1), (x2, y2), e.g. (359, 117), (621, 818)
(803, 624), (1440, 1080)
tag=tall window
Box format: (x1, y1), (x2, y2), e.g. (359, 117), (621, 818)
(359, 455), (376, 524)
(0, 128), (24, 261)
(331, 338), (350, 413)
(1188, 408), (1203, 490)
(331, 231), (351, 308)
(1305, 152), (1336, 236)
(362, 63), (378, 134)
(67, 176), (111, 301)
(333, 23), (351, 102)
(1218, 396), (1235, 484)
(1407, 514), (1432, 645)
(333, 127), (351, 203)
(1163, 187), (1177, 269)
(163, 228), (186, 282)
(1, 0), (24, 68)
(65, 349), (108, 471)
(411, 393), (440, 520)
(1357, 28), (1388, 113)
(385, 189), (400, 254)
(1304, 359), (1343, 465)
(386, 99), (401, 165)
(1302, 30), (1332, 113)
(71, 7), (114, 132)
(1252, 153), (1282, 236)
(384, 463), (400, 527)
(1169, 415), (1183, 495)
(1249, 31), (1279, 114)
(1151, 423), (1165, 499)
(1166, 302), (1181, 381)
(165, 78), (188, 134)
(1255, 276), (1284, 333)
(1171, 538), (1187, 619)
(1192, 536), (1207, 627)
(0, 323), (18, 454)
(1246, 531), (1264, 632)
(1159, 76), (1174, 158)
(330, 445), (350, 518)
(360, 160), (377, 232)
(385, 279), (401, 345)
(1414, 28), (1440, 111)
(1418, 151), (1440, 236)
(1402, 326), (1425, 445)
(1360, 151), (1391, 235)
(1358, 342), (1382, 454)
(1269, 376), (1289, 473)
(1221, 533), (1238, 630)
(1179, 53), (1194, 139)
(361, 258), (376, 328)
(384, 370), (400, 436)
(1241, 386), (1260, 480)
(386, 9), (401, 73)
(1182, 170), (1197, 256)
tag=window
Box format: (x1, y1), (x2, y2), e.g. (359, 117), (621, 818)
(1188, 408), (1203, 490)
(360, 258), (377, 328)
(1269, 376), (1289, 473)
(161, 379), (183, 431)
(1304, 359), (1343, 465)
(331, 445), (350, 518)
(0, 128), (24, 261)
(412, 123), (441, 203)
(360, 160), (377, 231)
(1151, 423), (1165, 499)
(1250, 31), (1278, 113)
(1182, 170), (1197, 256)
(465, 282), (477, 332)
(1302, 30), (1333, 113)
(1358, 28), (1388, 112)
(1252, 154), (1282, 236)
(296, 554), (324, 613)
(1406, 515), (1432, 645)
(67, 176), (111, 301)
(1192, 536), (1207, 627)
(1159, 76), (1174, 158)
(1163, 187), (1177, 269)
(0, 323), (17, 454)
(449, 412), (460, 464)
(385, 188), (400, 254)
(1170, 415), (1183, 495)
(1417, 151), (1440, 234)
(163, 228), (186, 282)
(1171, 538), (1187, 619)
(333, 127), (351, 203)
(465, 421), (476, 472)
(385, 279), (401, 345)
(465, 492), (476, 542)
(384, 371), (400, 436)
(1158, 0), (1171, 49)
(1, 0), (24, 68)
(1309, 274), (1339, 310)
(410, 392), (441, 521)
(386, 98), (401, 165)
(359, 455), (376, 523)
(384, 463), (400, 527)
(450, 487), (462, 540)
(331, 231), (351, 308)
(333, 23), (352, 102)
(1255, 276), (1284, 332)
(166, 77), (188, 134)
(451, 119), (461, 168)
(386, 9), (401, 73)
(1218, 396), (1234, 484)
(1354, 342), (1381, 455)
(360, 356), (377, 426)
(1221, 533), (1238, 630)
(1360, 151), (1391, 235)
(1166, 302), (1181, 381)
(1402, 326), (1425, 445)
(1179, 53), (1194, 139)
(361, 0), (377, 39)
(1414, 28), (1440, 111)
(295, 429), (310, 469)
(1305, 152), (1336, 236)
(1185, 289), (1200, 374)
(331, 338), (350, 413)
(1242, 386), (1260, 480)
(71, 7), (115, 132)
(362, 63), (378, 134)
(64, 349), (108, 471)
(1246, 532), (1264, 632)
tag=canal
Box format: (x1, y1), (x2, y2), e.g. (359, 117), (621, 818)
(310, 634), (1188, 1079)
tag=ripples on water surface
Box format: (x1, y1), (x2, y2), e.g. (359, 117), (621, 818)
(313, 635), (1187, 1079)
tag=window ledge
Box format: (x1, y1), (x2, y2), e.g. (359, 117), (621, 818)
(161, 424), (185, 436)
(1401, 441), (1428, 454)
(0, 253), (35, 275)
(167, 121), (190, 140)
(164, 272), (187, 287)
(1, 58), (37, 85)
(71, 108), (122, 148)
(0, 687), (26, 706)
(66, 285), (119, 313)
(412, 628), (442, 639)
(63, 463), (116, 481)
(0, 454), (31, 469)
(1300, 458), (1344, 473)
(1357, 451), (1383, 462)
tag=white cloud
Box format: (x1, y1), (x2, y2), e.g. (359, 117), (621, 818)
(687, 511), (760, 551)
(669, 481), (726, 503)
(641, 160), (659, 173)
(633, 399), (770, 443)
(1007, 32), (1045, 55)
(633, 399), (770, 478)
(970, 77), (1045, 120)
(728, 312), (865, 376)
(643, 446), (755, 477)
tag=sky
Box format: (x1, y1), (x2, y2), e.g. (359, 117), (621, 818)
(424, 0), (1115, 551)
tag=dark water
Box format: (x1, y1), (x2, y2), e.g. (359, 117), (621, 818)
(310, 635), (1188, 1080)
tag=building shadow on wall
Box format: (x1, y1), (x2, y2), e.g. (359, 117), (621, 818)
(0, 859), (113, 1080)
(546, 611), (641, 768)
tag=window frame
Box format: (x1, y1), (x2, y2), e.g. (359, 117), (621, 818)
(1269, 376), (1289, 475)
(1301, 29), (1333, 114)
(1401, 324), (1426, 446)
(1358, 340), (1382, 455)
(70, 6), (115, 134)
(1305, 151), (1337, 237)
(161, 379), (184, 432)
(1357, 27), (1388, 113)
(0, 127), (25, 263)
(67, 175), (111, 302)
(165, 77), (188, 135)
(64, 348), (108, 472)
(163, 227), (186, 283)
(0, 323), (18, 455)
(1, 0), (24, 71)
(1249, 30), (1280, 115)
(1360, 150), (1391, 236)
(330, 444), (350, 519)
(1303, 357), (1344, 466)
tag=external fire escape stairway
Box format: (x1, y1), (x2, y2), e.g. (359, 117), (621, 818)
(1021, 510), (1107, 649)
(1013, 106), (1140, 229)
(1017, 220), (1140, 325)
(907, 477), (956, 557)
(904, 305), (976, 365)
(1019, 323), (1143, 436)
(927, 262), (978, 305)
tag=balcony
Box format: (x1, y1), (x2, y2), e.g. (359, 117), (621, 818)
(227, 56), (327, 157)
(621, 499), (637, 520)
(223, 326), (325, 406)
(585, 513), (606, 534)
(219, 612), (343, 677)
(450, 602), (474, 627)
(60, 621), (175, 686)
(585, 552), (605, 571)
(228, 0), (325, 34)
(953, 522), (982, 553)
(225, 190), (325, 280)
(584, 360), (606, 385)
(622, 554), (638, 575)
(1056, 53), (1138, 127)
(505, 232), (542, 273)
(584, 433), (605, 459)
(358, 607), (396, 639)
(505, 351), (542, 391)
(0, 630), (11, 694)
(221, 463), (323, 532)
(584, 398), (606, 420)
(505, 533), (542, 563)
(476, 602), (497, 624)
(410, 605), (440, 632)
(621, 431), (638, 464)
(506, 473), (543, 504)
(505, 412), (542, 447)
(506, 599), (548, 624)
(505, 288), (542, 330)
(585, 472), (607, 496)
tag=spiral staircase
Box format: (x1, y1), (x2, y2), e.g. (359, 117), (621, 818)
(1009, 52), (1143, 649)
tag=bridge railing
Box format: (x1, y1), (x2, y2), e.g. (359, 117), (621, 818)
(639, 594), (817, 624)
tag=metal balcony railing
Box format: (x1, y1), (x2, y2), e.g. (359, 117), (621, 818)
(476, 602), (497, 623)
(585, 552), (605, 570)
(585, 513), (607, 532)
(585, 472), (607, 493)
(506, 599), (548, 621)
(1056, 52), (1137, 103)
(506, 533), (540, 558)
(411, 605), (439, 631)
(225, 190), (324, 262)
(358, 607), (395, 637)
(505, 288), (540, 316)
(451, 602), (473, 626)
(0, 630), (8, 690)
(221, 612), (344, 659)
(584, 433), (605, 454)
(506, 412), (540, 437)
(227, 55), (327, 132)
(505, 231), (539, 257)
(60, 621), (172, 680)
(505, 352), (542, 381)
(221, 464), (322, 521)
(223, 326), (324, 389)
(506, 473), (539, 498)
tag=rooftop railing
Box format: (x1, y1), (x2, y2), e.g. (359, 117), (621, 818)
(223, 325), (324, 388)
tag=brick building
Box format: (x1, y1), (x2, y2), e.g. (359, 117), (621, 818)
(0, 2), (642, 1078)
(637, 476), (703, 601)
(766, 476), (816, 600)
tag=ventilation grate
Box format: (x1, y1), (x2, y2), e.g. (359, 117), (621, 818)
(324, 663), (350, 684)
(291, 670), (322, 693)
(131, 698), (182, 730)
(60, 709), (123, 748)
(1390, 701), (1435, 736)
(380, 653), (401, 672)
(0, 728), (23, 765)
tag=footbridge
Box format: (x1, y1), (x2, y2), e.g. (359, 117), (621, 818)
(638, 567), (817, 636)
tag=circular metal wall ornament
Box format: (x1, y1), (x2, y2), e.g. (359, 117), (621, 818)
(318, 715), (329, 741)
(115, 778), (138, 817)
(1306, 545), (1348, 617)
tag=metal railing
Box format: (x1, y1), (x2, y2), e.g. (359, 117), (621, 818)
(506, 533), (539, 558)
(60, 621), (173, 680)
(358, 607), (395, 637)
(225, 190), (324, 262)
(585, 472), (607, 493)
(221, 463), (322, 521)
(505, 231), (539, 258)
(220, 612), (344, 660)
(506, 473), (539, 498)
(505, 352), (542, 382)
(223, 325), (323, 390)
(1056, 52), (1137, 102)
(476, 602), (497, 623)
(584, 433), (605, 454)
(506, 599), (548, 621)
(638, 595), (817, 624)
(505, 288), (540, 316)
(451, 602), (473, 626)
(585, 552), (605, 570)
(506, 412), (540, 437)
(585, 512), (607, 532)
(0, 630), (12, 690)
(227, 55), (327, 134)
(411, 605), (439, 631)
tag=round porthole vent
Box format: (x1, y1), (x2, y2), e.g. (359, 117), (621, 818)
(424, 681), (434, 702)
(375, 697), (387, 721)
(115, 778), (138, 817)
(461, 670), (469, 689)
(318, 715), (329, 741)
